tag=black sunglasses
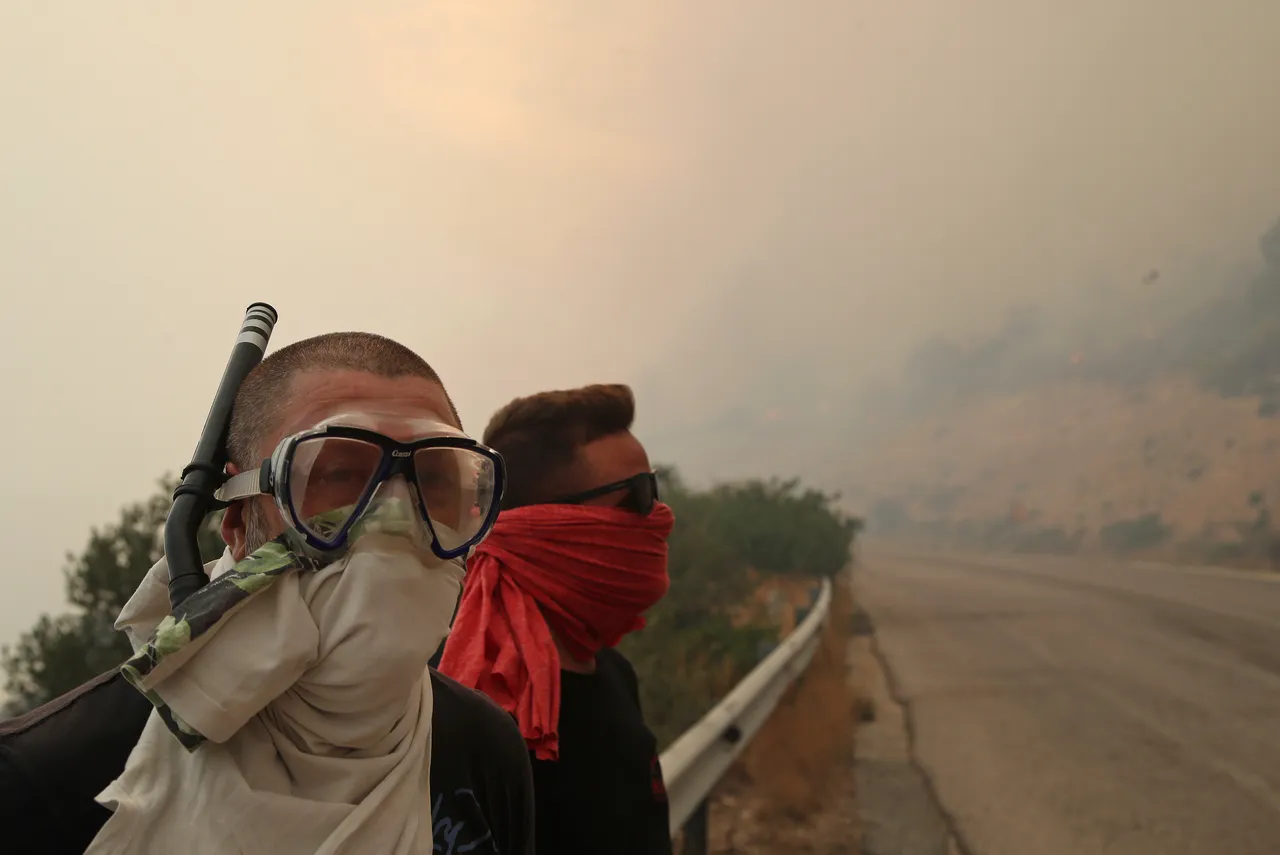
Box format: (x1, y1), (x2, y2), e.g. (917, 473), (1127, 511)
(550, 471), (660, 515)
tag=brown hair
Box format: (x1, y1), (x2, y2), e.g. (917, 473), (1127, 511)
(482, 383), (635, 509)
(226, 331), (457, 469)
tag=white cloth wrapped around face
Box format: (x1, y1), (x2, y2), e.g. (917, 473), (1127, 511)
(86, 531), (463, 855)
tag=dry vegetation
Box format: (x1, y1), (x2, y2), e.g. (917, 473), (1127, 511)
(846, 374), (1280, 553)
(704, 576), (860, 854)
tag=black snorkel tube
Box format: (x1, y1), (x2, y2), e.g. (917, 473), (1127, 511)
(165, 303), (279, 612)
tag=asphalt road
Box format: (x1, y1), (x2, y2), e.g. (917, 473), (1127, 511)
(856, 548), (1280, 855)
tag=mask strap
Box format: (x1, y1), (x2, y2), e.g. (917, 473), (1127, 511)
(215, 467), (267, 503)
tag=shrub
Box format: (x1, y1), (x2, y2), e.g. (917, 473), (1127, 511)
(620, 466), (862, 745)
(1099, 512), (1171, 552)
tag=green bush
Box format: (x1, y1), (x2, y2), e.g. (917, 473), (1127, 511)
(619, 466), (862, 746)
(1011, 525), (1083, 555)
(1099, 513), (1171, 552)
(1177, 493), (1280, 569)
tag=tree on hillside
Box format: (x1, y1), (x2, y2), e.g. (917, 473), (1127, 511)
(2, 479), (225, 715)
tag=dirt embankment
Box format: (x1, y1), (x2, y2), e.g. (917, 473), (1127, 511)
(702, 576), (861, 855)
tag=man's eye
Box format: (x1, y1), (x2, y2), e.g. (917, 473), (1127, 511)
(420, 471), (458, 490)
(314, 468), (366, 485)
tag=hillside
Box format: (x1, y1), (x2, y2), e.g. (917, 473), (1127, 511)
(843, 215), (1280, 563)
(845, 374), (1280, 546)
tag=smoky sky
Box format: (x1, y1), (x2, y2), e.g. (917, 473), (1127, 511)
(2, 0), (1279, 650)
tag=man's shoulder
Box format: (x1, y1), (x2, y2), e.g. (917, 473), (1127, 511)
(0, 670), (149, 780)
(596, 647), (639, 685)
(429, 668), (525, 749)
(428, 666), (510, 722)
(0, 670), (151, 853)
(428, 669), (535, 855)
(596, 646), (636, 673)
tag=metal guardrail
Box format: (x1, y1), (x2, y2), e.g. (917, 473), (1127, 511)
(659, 577), (834, 853)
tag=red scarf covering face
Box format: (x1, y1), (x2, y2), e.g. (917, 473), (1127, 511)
(437, 501), (675, 760)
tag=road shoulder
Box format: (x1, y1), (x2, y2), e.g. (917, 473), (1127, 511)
(852, 605), (961, 855)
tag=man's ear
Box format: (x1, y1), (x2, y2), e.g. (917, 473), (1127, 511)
(220, 462), (248, 561)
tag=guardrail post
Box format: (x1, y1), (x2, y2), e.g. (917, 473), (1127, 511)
(679, 799), (709, 855)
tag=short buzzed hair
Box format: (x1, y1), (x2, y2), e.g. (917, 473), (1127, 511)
(226, 331), (457, 469)
(483, 383), (635, 509)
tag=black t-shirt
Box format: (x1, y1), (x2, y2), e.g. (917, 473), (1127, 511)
(0, 668), (535, 855)
(531, 647), (673, 855)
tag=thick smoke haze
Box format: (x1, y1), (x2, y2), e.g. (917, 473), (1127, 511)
(2, 1), (1279, 649)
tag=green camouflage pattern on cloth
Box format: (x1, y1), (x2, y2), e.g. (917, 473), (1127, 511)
(119, 537), (316, 749)
(120, 500), (425, 750)
(294, 494), (423, 554)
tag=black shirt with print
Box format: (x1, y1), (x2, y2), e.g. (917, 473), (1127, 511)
(0, 667), (536, 855)
(531, 647), (674, 855)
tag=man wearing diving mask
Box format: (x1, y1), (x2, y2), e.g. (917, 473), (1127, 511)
(1, 332), (534, 855)
(439, 383), (676, 855)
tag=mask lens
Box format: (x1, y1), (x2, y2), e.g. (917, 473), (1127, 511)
(615, 473), (658, 515)
(288, 436), (385, 542)
(413, 447), (497, 552)
(633, 474), (657, 515)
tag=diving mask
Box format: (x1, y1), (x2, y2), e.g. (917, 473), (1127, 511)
(215, 413), (505, 560)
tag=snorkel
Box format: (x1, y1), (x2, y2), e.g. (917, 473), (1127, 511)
(166, 303), (279, 611)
